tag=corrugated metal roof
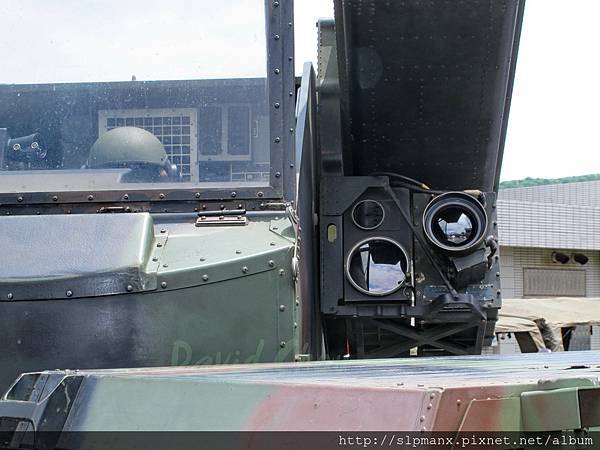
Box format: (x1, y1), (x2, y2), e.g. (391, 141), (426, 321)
(498, 200), (600, 250)
(497, 180), (600, 249)
(499, 180), (600, 207)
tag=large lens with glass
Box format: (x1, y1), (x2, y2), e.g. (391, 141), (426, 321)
(423, 192), (487, 253)
(346, 237), (409, 296)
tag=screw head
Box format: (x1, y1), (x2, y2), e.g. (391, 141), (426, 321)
(126, 285), (133, 292)
(52, 195), (58, 201)
(279, 305), (286, 312)
(268, 260), (275, 267)
(280, 341), (286, 348)
(66, 290), (73, 297)
(195, 192), (201, 199)
(7, 293), (13, 300)
(17, 196), (23, 202)
(159, 193), (165, 200)
(87, 195), (94, 201)
(161, 282), (167, 289)
(202, 274), (209, 281)
(242, 266), (249, 273)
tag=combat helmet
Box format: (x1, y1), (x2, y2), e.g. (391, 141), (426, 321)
(88, 127), (178, 182)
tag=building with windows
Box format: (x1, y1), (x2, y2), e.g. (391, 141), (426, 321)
(495, 179), (600, 351)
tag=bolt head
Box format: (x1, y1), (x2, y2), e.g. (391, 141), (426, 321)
(279, 305), (286, 312)
(160, 282), (167, 289)
(202, 274), (209, 281)
(7, 293), (13, 300)
(66, 290), (73, 297)
(126, 285), (133, 292)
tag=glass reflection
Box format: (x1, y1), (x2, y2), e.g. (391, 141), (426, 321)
(434, 209), (473, 245)
(347, 239), (408, 296)
(352, 200), (385, 230)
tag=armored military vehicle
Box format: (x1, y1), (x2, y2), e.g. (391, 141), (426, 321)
(2, 0), (600, 445)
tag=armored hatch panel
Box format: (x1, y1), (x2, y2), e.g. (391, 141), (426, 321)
(334, 0), (525, 191)
(1, 351), (600, 443)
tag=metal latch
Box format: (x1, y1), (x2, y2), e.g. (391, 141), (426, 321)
(195, 209), (247, 227)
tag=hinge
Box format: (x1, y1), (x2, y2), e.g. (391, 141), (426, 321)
(195, 209), (247, 227)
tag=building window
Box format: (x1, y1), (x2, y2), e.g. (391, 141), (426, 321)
(198, 105), (252, 161)
(523, 268), (586, 297)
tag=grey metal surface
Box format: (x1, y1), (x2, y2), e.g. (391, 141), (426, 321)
(333, 0), (525, 191)
(0, 213), (157, 300)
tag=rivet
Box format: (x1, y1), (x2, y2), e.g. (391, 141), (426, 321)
(496, 272), (501, 277)
(274, 102), (280, 108)
(294, 322), (298, 328)
(268, 260), (275, 267)
(200, 257), (206, 262)
(163, 264), (169, 268)
(195, 192), (201, 199)
(274, 137), (281, 143)
(123, 194), (129, 200)
(202, 274), (209, 281)
(427, 404), (432, 410)
(270, 242), (276, 246)
(159, 193), (165, 200)
(152, 257), (159, 262)
(160, 229), (167, 234)
(231, 191), (237, 198)
(17, 196), (23, 202)
(161, 282), (167, 289)
(295, 300), (299, 306)
(157, 242), (163, 248)
(238, 204), (243, 209)
(126, 285), (133, 292)
(242, 266), (249, 273)
(279, 269), (285, 276)
(257, 191), (264, 198)
(220, 204), (225, 210)
(273, 0), (279, 6)
(66, 290), (73, 297)
(274, 69), (280, 75)
(280, 341), (286, 348)
(87, 195), (94, 201)
(290, 128), (295, 133)
(275, 172), (281, 178)
(420, 416), (425, 422)
(457, 399), (462, 405)
(430, 393), (435, 399)
(7, 293), (13, 300)
(13, 143), (21, 151)
(274, 34), (280, 40)
(279, 305), (286, 312)
(52, 195), (58, 201)
(236, 250), (242, 254)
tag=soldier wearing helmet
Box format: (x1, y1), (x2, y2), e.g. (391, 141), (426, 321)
(88, 127), (179, 182)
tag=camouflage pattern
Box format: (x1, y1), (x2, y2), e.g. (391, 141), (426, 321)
(2, 351), (599, 433)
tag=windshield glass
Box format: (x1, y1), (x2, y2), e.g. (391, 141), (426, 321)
(0, 0), (271, 194)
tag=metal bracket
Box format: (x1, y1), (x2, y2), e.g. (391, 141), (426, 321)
(195, 210), (248, 227)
